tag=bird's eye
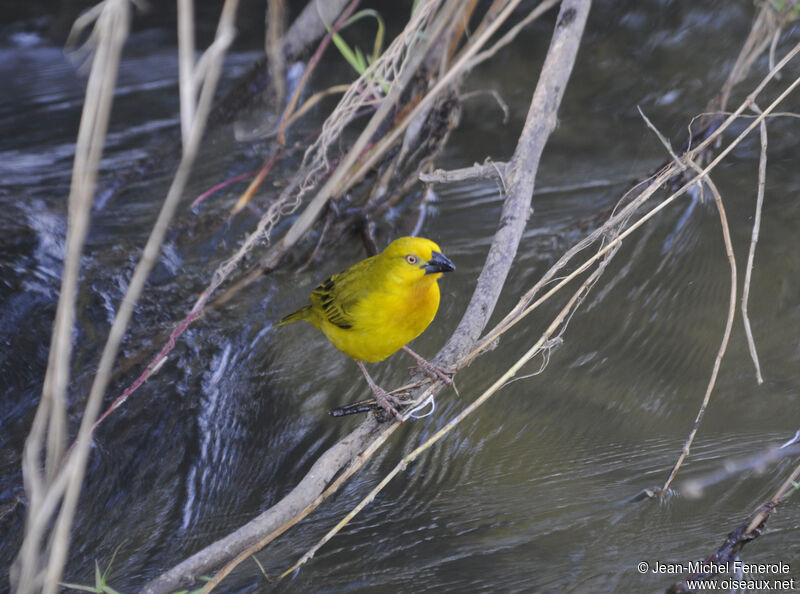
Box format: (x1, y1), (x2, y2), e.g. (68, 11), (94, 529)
(405, 254), (418, 265)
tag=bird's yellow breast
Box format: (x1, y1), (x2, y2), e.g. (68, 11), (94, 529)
(316, 274), (441, 362)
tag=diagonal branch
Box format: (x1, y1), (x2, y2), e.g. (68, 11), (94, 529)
(437, 0), (591, 367)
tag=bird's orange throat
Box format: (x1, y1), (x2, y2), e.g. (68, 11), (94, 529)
(403, 275), (440, 322)
(410, 273), (439, 299)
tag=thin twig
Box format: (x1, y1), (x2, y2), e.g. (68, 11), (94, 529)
(419, 160), (507, 184)
(660, 164), (737, 495)
(177, 0), (195, 146)
(741, 103), (766, 384)
(745, 461), (800, 534)
(638, 105), (686, 172)
(266, 0), (287, 106)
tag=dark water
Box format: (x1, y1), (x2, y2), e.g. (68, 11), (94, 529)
(2, 1), (800, 592)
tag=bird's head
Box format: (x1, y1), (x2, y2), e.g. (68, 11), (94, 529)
(380, 236), (455, 283)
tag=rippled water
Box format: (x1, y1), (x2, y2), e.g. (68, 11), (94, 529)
(2, 1), (800, 592)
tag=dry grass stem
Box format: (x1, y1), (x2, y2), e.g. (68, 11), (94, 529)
(660, 167), (737, 495)
(14, 0), (239, 591)
(741, 103), (767, 384)
(16, 2), (132, 591)
(177, 0), (196, 146)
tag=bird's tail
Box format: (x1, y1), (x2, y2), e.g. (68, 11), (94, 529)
(277, 305), (313, 326)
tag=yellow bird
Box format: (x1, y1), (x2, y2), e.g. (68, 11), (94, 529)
(279, 236), (455, 419)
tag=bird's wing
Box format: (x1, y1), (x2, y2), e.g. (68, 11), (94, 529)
(309, 257), (374, 330)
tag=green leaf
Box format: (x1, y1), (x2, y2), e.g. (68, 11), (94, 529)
(330, 31), (363, 74)
(61, 583), (102, 593)
(323, 8), (387, 78)
(354, 46), (367, 72)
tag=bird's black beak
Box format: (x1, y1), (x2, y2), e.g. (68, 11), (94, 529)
(423, 251), (455, 275)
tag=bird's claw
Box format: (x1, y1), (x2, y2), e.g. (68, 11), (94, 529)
(409, 361), (455, 388)
(372, 388), (406, 422)
(401, 347), (456, 392)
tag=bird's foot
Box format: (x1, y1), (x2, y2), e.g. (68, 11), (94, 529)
(356, 359), (406, 422)
(402, 347), (456, 391)
(409, 360), (455, 386)
(371, 387), (406, 422)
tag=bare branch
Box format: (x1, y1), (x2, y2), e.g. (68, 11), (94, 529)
(437, 0), (590, 367)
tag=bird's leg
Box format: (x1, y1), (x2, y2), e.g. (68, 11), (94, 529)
(402, 346), (456, 389)
(356, 360), (405, 421)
